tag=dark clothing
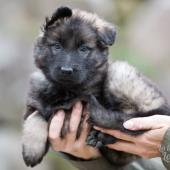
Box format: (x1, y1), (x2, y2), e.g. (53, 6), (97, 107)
(68, 157), (166, 170)
(161, 128), (170, 170)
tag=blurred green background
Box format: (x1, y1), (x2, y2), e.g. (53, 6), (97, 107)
(0, 0), (170, 170)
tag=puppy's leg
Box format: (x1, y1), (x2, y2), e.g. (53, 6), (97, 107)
(22, 111), (48, 167)
(88, 95), (129, 130)
(87, 95), (170, 147)
(88, 95), (157, 131)
(87, 96), (151, 147)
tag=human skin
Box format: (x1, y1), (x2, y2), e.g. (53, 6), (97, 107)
(48, 101), (101, 159)
(49, 103), (170, 159)
(95, 115), (170, 159)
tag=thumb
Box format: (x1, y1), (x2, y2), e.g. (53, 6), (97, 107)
(123, 115), (170, 131)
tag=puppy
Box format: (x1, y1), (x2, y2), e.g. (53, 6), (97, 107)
(22, 6), (170, 167)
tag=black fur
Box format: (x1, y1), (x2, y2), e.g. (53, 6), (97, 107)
(43, 6), (72, 30)
(22, 6), (170, 167)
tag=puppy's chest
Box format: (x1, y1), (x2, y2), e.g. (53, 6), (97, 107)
(39, 90), (75, 118)
(39, 86), (102, 120)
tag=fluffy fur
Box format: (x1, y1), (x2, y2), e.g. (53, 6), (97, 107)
(22, 6), (170, 167)
(22, 111), (48, 166)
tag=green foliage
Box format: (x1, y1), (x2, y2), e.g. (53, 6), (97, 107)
(48, 152), (78, 170)
(110, 46), (157, 78)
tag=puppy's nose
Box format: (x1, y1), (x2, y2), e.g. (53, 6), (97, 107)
(61, 66), (73, 75)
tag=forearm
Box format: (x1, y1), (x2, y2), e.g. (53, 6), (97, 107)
(161, 127), (170, 170)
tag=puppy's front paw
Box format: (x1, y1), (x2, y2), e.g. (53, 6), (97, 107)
(87, 130), (104, 148)
(87, 130), (117, 148)
(22, 111), (48, 167)
(22, 142), (48, 167)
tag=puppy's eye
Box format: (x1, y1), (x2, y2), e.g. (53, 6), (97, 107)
(79, 45), (91, 53)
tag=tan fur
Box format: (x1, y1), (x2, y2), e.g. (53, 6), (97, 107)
(107, 61), (166, 113)
(22, 111), (48, 164)
(72, 9), (115, 33)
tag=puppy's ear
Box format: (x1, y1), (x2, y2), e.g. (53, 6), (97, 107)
(96, 21), (116, 46)
(43, 6), (72, 30)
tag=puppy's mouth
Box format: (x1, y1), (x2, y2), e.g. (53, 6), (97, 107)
(59, 77), (74, 82)
(57, 76), (79, 85)
(50, 71), (85, 85)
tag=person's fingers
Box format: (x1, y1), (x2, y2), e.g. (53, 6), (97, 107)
(107, 141), (140, 155)
(94, 127), (135, 142)
(69, 102), (83, 132)
(79, 114), (90, 142)
(49, 110), (65, 140)
(66, 102), (83, 142)
(123, 115), (170, 131)
(108, 140), (160, 159)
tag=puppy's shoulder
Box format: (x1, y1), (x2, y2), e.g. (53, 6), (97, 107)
(29, 71), (49, 91)
(106, 60), (166, 112)
(107, 60), (139, 84)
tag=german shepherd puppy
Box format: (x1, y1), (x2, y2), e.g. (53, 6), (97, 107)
(22, 6), (170, 167)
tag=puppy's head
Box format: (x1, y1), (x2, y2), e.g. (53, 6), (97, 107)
(34, 6), (116, 86)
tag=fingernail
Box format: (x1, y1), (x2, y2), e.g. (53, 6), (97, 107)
(55, 110), (65, 118)
(74, 101), (82, 109)
(57, 110), (64, 115)
(123, 120), (134, 130)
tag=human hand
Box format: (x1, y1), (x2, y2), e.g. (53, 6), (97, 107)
(49, 101), (101, 160)
(95, 115), (170, 159)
